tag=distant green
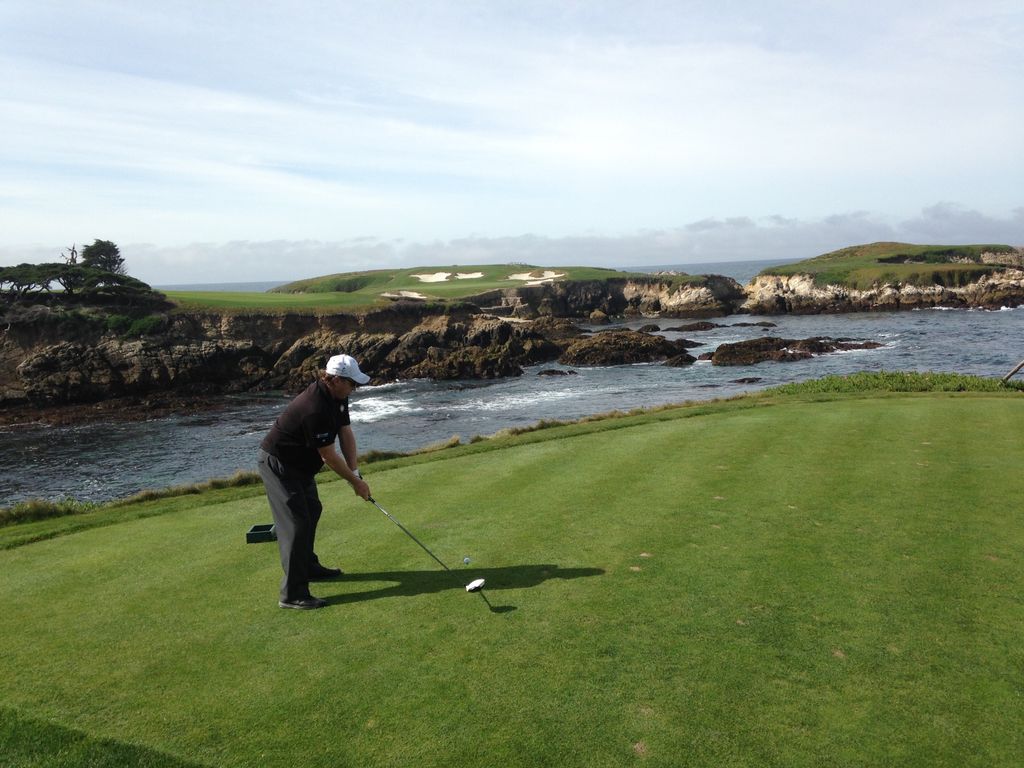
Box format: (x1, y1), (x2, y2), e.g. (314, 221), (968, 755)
(273, 264), (637, 295)
(1, 376), (1022, 767)
(759, 241), (1018, 289)
(165, 264), (657, 311)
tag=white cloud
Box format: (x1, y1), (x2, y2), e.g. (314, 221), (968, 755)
(900, 204), (1024, 244)
(0, 1), (1021, 262)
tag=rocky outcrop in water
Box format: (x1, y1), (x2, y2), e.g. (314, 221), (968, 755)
(707, 336), (884, 366)
(558, 329), (696, 366)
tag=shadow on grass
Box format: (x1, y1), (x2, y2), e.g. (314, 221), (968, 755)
(321, 564), (604, 613)
(0, 705), (203, 768)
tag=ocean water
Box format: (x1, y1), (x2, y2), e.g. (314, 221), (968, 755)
(2, 303), (1022, 506)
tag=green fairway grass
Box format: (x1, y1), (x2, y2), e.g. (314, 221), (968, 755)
(1, 388), (1022, 766)
(162, 288), (385, 311)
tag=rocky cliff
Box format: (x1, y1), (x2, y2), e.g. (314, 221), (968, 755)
(467, 275), (746, 319)
(0, 302), (579, 408)
(742, 268), (1024, 314)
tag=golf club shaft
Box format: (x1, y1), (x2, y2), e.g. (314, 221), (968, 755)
(475, 589), (495, 611)
(367, 497), (452, 572)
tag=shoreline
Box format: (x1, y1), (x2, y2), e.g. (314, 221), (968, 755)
(3, 302), (1021, 508)
(3, 302), (1021, 429)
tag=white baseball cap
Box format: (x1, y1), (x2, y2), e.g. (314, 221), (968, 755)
(325, 354), (370, 385)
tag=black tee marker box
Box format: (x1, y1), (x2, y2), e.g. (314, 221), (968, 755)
(246, 524), (277, 543)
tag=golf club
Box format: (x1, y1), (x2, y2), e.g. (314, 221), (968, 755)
(367, 496), (485, 594)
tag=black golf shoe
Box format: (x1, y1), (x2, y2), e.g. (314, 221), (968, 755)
(278, 596), (328, 610)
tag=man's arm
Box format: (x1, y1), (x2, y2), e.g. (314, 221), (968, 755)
(318, 442), (370, 499)
(339, 424), (359, 473)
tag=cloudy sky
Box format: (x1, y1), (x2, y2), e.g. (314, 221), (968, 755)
(1, 1), (1022, 284)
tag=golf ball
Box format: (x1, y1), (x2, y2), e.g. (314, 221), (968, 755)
(463, 557), (471, 565)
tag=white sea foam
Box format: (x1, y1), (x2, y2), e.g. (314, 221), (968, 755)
(832, 347), (884, 355)
(354, 397), (424, 423)
(361, 379), (410, 392)
(446, 389), (579, 413)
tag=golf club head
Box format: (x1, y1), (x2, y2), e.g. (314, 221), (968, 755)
(465, 578), (485, 593)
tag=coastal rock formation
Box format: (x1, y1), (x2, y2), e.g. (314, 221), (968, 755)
(469, 275), (746, 319)
(16, 338), (267, 403)
(366, 315), (563, 382)
(4, 254), (1018, 416)
(664, 353), (699, 367)
(558, 329), (696, 366)
(742, 269), (1024, 314)
(708, 336), (884, 366)
(1, 306), (573, 407)
(661, 321), (722, 332)
(620, 275), (746, 317)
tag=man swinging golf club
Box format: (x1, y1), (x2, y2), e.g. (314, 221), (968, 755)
(257, 353), (371, 610)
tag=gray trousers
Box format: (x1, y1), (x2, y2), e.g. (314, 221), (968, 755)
(257, 449), (326, 601)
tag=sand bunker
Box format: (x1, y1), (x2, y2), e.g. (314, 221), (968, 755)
(380, 290), (428, 300)
(507, 270), (566, 286)
(412, 271), (485, 282)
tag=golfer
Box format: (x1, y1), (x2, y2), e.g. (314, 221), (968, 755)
(257, 353), (371, 610)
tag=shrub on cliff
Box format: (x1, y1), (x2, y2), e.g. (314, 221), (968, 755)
(104, 312), (167, 337)
(105, 313), (133, 334)
(126, 314), (167, 337)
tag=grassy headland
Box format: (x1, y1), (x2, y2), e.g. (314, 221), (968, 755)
(1, 374), (1022, 767)
(273, 264), (635, 296)
(759, 242), (1020, 289)
(165, 264), (644, 311)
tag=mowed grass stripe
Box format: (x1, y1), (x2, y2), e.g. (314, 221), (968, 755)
(0, 395), (1022, 767)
